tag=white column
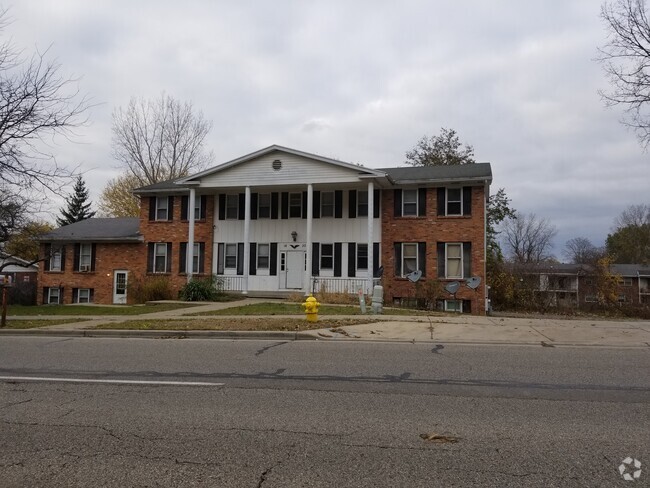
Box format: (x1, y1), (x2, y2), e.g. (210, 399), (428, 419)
(187, 188), (196, 283)
(367, 181), (374, 295)
(305, 184), (313, 295)
(243, 186), (251, 295)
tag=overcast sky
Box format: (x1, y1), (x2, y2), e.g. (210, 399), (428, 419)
(5, 1), (649, 259)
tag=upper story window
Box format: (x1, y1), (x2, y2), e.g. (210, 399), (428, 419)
(156, 197), (169, 221)
(50, 247), (62, 271)
(258, 194), (271, 219)
(321, 192), (334, 218)
(446, 188), (462, 215)
(357, 191), (368, 217)
(402, 189), (418, 216)
(78, 244), (92, 271)
(437, 187), (472, 217)
(289, 192), (302, 218)
(225, 195), (239, 219)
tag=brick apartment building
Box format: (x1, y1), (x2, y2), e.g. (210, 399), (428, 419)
(38, 145), (492, 314)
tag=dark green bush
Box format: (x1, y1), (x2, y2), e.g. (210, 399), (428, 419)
(180, 276), (222, 302)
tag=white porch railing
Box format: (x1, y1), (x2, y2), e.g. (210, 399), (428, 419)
(215, 275), (246, 292)
(311, 277), (381, 295)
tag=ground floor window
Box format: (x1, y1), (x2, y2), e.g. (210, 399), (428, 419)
(437, 299), (471, 314)
(73, 288), (93, 304)
(46, 287), (61, 304)
(225, 244), (238, 269)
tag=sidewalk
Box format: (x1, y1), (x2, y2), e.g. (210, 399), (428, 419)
(2, 300), (649, 347)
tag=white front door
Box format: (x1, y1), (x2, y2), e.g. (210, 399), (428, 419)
(285, 251), (304, 289)
(113, 270), (128, 304)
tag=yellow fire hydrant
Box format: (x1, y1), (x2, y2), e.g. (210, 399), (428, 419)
(302, 294), (320, 322)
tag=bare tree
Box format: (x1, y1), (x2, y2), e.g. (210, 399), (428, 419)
(563, 237), (605, 264)
(405, 127), (475, 166)
(111, 93), (213, 186)
(502, 212), (558, 264)
(613, 203), (650, 228)
(0, 9), (89, 193)
(598, 0), (650, 146)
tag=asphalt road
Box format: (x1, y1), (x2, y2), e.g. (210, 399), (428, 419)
(0, 337), (648, 487)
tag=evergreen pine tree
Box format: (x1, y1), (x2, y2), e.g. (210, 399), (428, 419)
(57, 176), (96, 226)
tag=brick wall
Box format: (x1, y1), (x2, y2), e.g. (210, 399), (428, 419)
(38, 242), (145, 304)
(381, 185), (487, 314)
(139, 194), (215, 296)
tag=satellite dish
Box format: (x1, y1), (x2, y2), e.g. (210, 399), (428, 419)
(375, 266), (384, 278)
(406, 270), (422, 283)
(466, 276), (482, 289)
(444, 281), (461, 294)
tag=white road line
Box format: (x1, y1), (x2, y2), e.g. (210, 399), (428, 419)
(0, 376), (224, 387)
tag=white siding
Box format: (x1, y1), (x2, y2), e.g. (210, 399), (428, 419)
(200, 151), (368, 188)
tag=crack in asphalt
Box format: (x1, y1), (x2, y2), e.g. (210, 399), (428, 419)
(1, 398), (33, 409)
(255, 342), (287, 357)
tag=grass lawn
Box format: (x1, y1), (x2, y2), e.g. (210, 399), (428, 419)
(8, 303), (201, 316)
(1, 319), (91, 329)
(93, 317), (379, 331)
(190, 302), (430, 316)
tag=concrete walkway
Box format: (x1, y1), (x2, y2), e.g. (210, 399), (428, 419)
(2, 299), (650, 347)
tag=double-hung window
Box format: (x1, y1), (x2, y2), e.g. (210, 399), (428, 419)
(445, 243), (463, 279)
(156, 197), (169, 220)
(257, 243), (270, 269)
(225, 244), (238, 269)
(321, 192), (334, 218)
(154, 243), (168, 273)
(402, 243), (418, 276)
(402, 189), (418, 216)
(258, 194), (271, 219)
(47, 287), (61, 304)
(225, 195), (239, 219)
(357, 191), (369, 217)
(77, 288), (91, 304)
(357, 243), (368, 270)
(289, 192), (302, 218)
(320, 244), (334, 269)
(446, 188), (462, 215)
(50, 248), (62, 271)
(190, 243), (200, 273)
(79, 244), (92, 270)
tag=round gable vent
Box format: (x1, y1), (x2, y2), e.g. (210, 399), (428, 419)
(272, 159), (282, 171)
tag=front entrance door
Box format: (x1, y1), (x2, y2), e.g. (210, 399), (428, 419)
(285, 251), (304, 289)
(113, 270), (128, 304)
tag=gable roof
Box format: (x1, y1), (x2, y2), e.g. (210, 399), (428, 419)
(380, 163), (492, 185)
(39, 218), (142, 242)
(0, 252), (39, 271)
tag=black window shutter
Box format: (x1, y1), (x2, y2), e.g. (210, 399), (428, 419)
(200, 195), (207, 220)
(199, 243), (205, 273)
(334, 190), (343, 218)
(347, 243), (356, 277)
(166, 243), (172, 272)
(348, 190), (357, 218)
(437, 188), (445, 216)
(334, 242), (342, 277)
(73, 244), (80, 271)
(312, 243), (320, 276)
(179, 242), (187, 273)
(60, 287), (64, 304)
(91, 244), (97, 271)
(394, 243), (402, 276)
(149, 197), (156, 221)
(313, 191), (321, 219)
(60, 245), (66, 271)
(249, 243), (257, 275)
(42, 287), (48, 304)
(301, 191), (307, 219)
(418, 242), (426, 277)
(44, 244), (51, 270)
(271, 193), (279, 219)
(373, 190), (380, 218)
(217, 243), (224, 274)
(181, 196), (188, 220)
(90, 289), (95, 303)
(373, 242), (380, 277)
(394, 190), (402, 217)
(463, 187), (472, 216)
(167, 196), (174, 221)
(238, 193), (245, 220)
(418, 188), (427, 217)
(251, 193), (258, 220)
(147, 243), (154, 273)
(236, 243), (244, 275)
(72, 288), (78, 303)
(437, 243), (445, 278)
(218, 194), (226, 220)
(270, 243), (278, 276)
(463, 242), (472, 278)
(462, 300), (472, 314)
(281, 192), (289, 219)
